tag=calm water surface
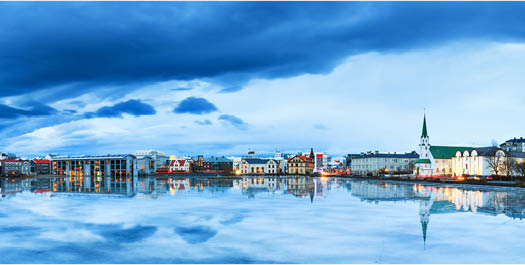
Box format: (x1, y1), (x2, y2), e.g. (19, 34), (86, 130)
(1, 176), (524, 263)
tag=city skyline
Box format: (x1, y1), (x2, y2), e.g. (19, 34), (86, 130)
(1, 2), (525, 157)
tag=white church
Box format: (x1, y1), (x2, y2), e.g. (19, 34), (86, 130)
(414, 114), (471, 177)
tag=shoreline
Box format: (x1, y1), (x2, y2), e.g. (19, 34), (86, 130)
(6, 173), (525, 189)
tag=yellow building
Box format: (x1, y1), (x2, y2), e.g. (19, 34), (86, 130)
(287, 155), (315, 175)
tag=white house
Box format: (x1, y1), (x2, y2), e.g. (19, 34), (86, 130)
(452, 147), (506, 176)
(169, 159), (191, 173)
(351, 151), (418, 175)
(239, 158), (280, 174)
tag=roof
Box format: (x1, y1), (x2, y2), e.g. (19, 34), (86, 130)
(421, 114), (428, 138)
(33, 159), (50, 164)
(501, 137), (525, 145)
(1, 160), (23, 163)
(202, 156), (232, 163)
(429, 146), (471, 159)
(243, 158), (274, 164)
(51, 154), (136, 160)
(352, 151), (419, 159)
(288, 155), (313, 161)
(170, 160), (188, 167)
(469, 147), (501, 157)
(414, 159), (431, 164)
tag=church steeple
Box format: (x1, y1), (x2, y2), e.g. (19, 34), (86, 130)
(309, 147), (314, 159)
(421, 114), (428, 138)
(419, 113), (430, 158)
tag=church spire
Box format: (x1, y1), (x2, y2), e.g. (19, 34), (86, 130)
(309, 147), (314, 159)
(421, 114), (428, 138)
(421, 218), (428, 246)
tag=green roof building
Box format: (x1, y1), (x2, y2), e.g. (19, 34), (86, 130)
(414, 113), (472, 176)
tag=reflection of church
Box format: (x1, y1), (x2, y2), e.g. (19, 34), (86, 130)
(350, 180), (525, 245)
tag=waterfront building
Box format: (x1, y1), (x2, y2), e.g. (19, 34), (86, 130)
(314, 153), (328, 172)
(169, 159), (191, 173)
(451, 147), (506, 176)
(287, 149), (315, 175)
(239, 158), (280, 174)
(135, 150), (168, 171)
(500, 137), (525, 152)
(192, 156), (233, 174)
(414, 114), (471, 176)
(137, 156), (155, 175)
(451, 147), (525, 177)
(21, 160), (31, 176)
(272, 151), (289, 173)
(351, 151), (418, 176)
(50, 154), (139, 178)
(0, 160), (24, 176)
(31, 159), (50, 175)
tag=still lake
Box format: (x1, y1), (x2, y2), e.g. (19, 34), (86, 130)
(1, 176), (524, 264)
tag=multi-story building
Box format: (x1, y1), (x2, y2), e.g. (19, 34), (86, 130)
(192, 156), (233, 174)
(51, 154), (139, 178)
(451, 147), (506, 177)
(414, 114), (472, 176)
(272, 151), (289, 173)
(169, 159), (191, 173)
(287, 149), (315, 175)
(137, 156), (155, 176)
(31, 159), (50, 175)
(1, 160), (24, 176)
(351, 151), (418, 175)
(135, 150), (168, 171)
(314, 153), (328, 172)
(239, 158), (280, 174)
(500, 137), (525, 152)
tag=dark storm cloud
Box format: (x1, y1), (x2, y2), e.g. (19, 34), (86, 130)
(174, 97), (218, 114)
(218, 114), (247, 130)
(2, 2), (525, 98)
(0, 103), (57, 119)
(84, 99), (156, 118)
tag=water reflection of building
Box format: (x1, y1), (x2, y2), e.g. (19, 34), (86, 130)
(286, 176), (328, 203)
(234, 177), (279, 198)
(189, 177), (233, 193)
(169, 178), (190, 195)
(52, 176), (138, 196)
(1, 177), (51, 197)
(350, 180), (525, 245)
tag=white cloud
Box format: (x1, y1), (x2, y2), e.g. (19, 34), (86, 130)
(5, 41), (525, 157)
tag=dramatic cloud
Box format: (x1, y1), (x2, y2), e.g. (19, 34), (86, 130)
(2, 2), (525, 98)
(2, 3), (525, 156)
(218, 114), (247, 130)
(174, 97), (218, 115)
(84, 99), (155, 119)
(0, 103), (57, 119)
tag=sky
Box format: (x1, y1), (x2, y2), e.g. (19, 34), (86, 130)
(1, 2), (525, 158)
